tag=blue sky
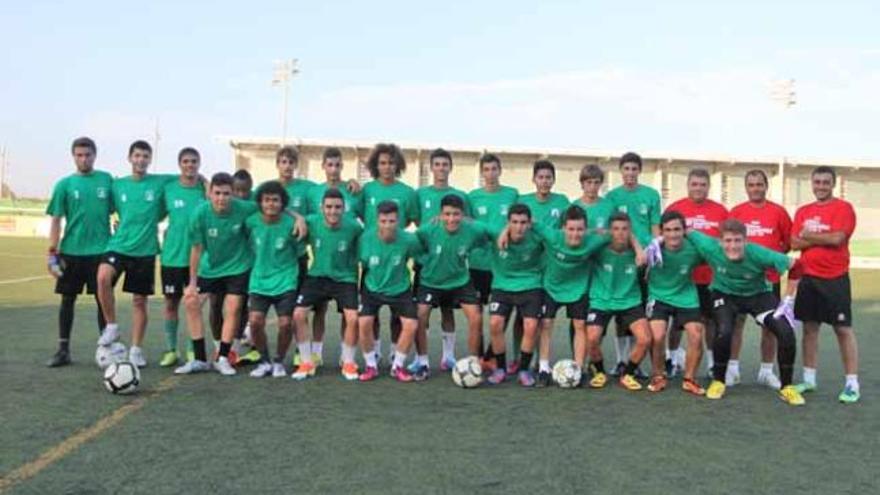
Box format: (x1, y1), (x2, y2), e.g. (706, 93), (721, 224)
(2, 0), (878, 196)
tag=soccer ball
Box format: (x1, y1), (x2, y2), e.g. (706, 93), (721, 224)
(103, 361), (140, 395)
(552, 359), (582, 389)
(95, 342), (127, 369)
(451, 356), (483, 388)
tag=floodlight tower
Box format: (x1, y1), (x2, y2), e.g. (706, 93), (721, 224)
(272, 59), (300, 147)
(770, 79), (797, 202)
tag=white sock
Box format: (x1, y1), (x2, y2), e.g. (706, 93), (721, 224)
(393, 351), (407, 370)
(803, 367), (817, 386)
(705, 352), (714, 371)
(845, 374), (859, 392)
(664, 346), (670, 361)
(674, 348), (686, 366)
(441, 332), (456, 360)
(759, 362), (774, 374)
(374, 339), (382, 359)
(614, 336), (628, 363)
(418, 354), (429, 367)
(364, 348), (377, 368)
(728, 360), (740, 375)
(341, 344), (356, 365)
(539, 359), (551, 373)
(311, 341), (323, 358)
(297, 343), (312, 364)
(105, 323), (118, 333)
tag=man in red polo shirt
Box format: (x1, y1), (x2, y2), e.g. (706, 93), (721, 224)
(727, 169), (791, 389)
(665, 168), (728, 378)
(791, 166), (860, 403)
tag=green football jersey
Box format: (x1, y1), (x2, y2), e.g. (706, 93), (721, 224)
(362, 180), (419, 229)
(161, 180), (206, 267)
(305, 214), (363, 283)
(278, 178), (314, 216)
(518, 192), (570, 229)
(688, 231), (790, 297)
(189, 199), (258, 278)
(46, 170), (114, 256)
(307, 182), (363, 221)
(573, 197), (615, 231)
(467, 185), (519, 271)
(647, 238), (703, 308)
(589, 245), (642, 311)
(415, 221), (488, 290)
(246, 214), (301, 296)
(532, 223), (609, 303)
(489, 229), (545, 292)
(606, 184), (662, 246)
(358, 230), (424, 296)
(106, 174), (174, 257)
(416, 185), (471, 225)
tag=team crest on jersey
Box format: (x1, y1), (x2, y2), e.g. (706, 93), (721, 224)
(435, 245), (443, 254)
(96, 187), (107, 199)
(232, 224), (241, 233)
(121, 193), (128, 203)
(556, 252), (566, 261)
(603, 263), (613, 272)
(424, 200), (432, 209)
(208, 228), (218, 238)
(315, 239), (322, 249)
(457, 246), (467, 257)
(173, 199), (185, 208)
(145, 190), (155, 202)
(501, 205), (509, 215)
(72, 190), (81, 200)
(275, 238), (285, 249)
(391, 255), (402, 266)
(369, 255), (380, 267)
(679, 266), (688, 275)
(499, 250), (509, 259)
(477, 206), (488, 216)
(625, 265), (635, 274)
(292, 198), (302, 207)
(551, 208), (560, 218)
(337, 241), (347, 252)
(639, 204), (648, 215)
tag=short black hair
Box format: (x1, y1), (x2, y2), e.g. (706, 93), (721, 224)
(71, 136), (96, 154)
(322, 147), (342, 162)
(430, 148), (453, 167)
(276, 146), (299, 164)
(660, 210), (686, 230)
(377, 200), (399, 216)
(479, 153), (502, 169)
(745, 169), (768, 186)
(366, 143), (406, 179)
(812, 166), (837, 184)
(688, 168), (710, 182)
(619, 152), (642, 170)
(210, 172), (234, 189)
(609, 211), (631, 225)
(508, 203), (532, 220)
(533, 159), (556, 178)
(177, 147), (200, 163)
(233, 169), (252, 183)
(440, 194), (464, 211)
(579, 164), (604, 183)
(563, 205), (586, 225)
(322, 187), (345, 205)
(256, 180), (290, 209)
(129, 140), (152, 156)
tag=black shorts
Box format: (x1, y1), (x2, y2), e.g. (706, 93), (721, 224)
(647, 299), (702, 325)
(296, 276), (359, 311)
(161, 266), (189, 297)
(772, 282), (781, 300)
(101, 252), (155, 295)
(697, 284), (713, 320)
(586, 305), (646, 333)
(54, 254), (101, 295)
(488, 289), (543, 319)
(298, 255), (309, 289)
(198, 271), (250, 296)
(542, 291), (589, 321)
(710, 290), (777, 322)
(416, 282), (480, 308)
(250, 290), (298, 316)
(470, 269), (493, 306)
(638, 266), (649, 305)
(794, 274), (852, 327)
(359, 289), (417, 319)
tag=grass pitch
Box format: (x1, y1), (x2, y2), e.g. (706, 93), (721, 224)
(0, 236), (878, 494)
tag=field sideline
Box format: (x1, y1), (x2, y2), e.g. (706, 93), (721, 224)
(0, 236), (877, 494)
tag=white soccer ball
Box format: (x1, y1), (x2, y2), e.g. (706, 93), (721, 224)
(451, 356), (483, 388)
(95, 342), (127, 369)
(103, 361), (141, 395)
(552, 359), (582, 389)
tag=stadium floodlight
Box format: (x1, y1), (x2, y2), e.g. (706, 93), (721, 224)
(271, 59), (300, 147)
(770, 78), (797, 108)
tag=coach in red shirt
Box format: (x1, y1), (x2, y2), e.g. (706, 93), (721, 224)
(726, 169), (791, 389)
(791, 166), (860, 403)
(665, 168), (728, 377)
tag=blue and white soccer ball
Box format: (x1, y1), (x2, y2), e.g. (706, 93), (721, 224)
(95, 342), (127, 369)
(103, 360), (140, 395)
(552, 359), (582, 389)
(451, 356), (483, 388)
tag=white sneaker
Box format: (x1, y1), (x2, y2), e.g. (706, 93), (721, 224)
(174, 360), (210, 374)
(756, 371), (782, 390)
(725, 369), (741, 387)
(129, 346), (147, 368)
(97, 325), (120, 347)
(249, 362), (273, 378)
(214, 357), (237, 376)
(242, 324), (253, 346)
(272, 362), (287, 378)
